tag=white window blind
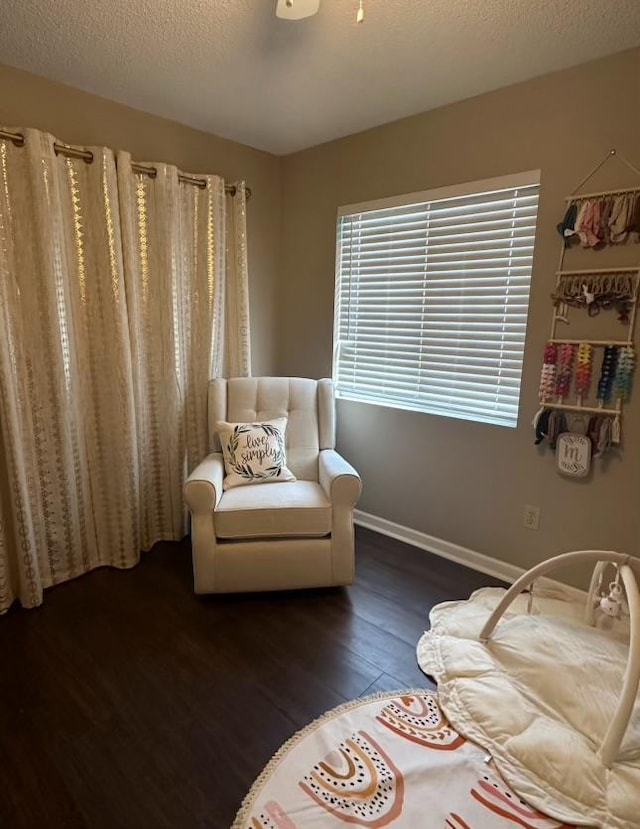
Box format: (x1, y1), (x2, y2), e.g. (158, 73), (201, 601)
(333, 172), (540, 428)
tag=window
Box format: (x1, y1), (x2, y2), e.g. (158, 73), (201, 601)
(333, 171), (540, 428)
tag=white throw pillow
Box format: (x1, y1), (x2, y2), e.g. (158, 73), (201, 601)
(215, 417), (296, 490)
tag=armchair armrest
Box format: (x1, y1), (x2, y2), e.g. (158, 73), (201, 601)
(319, 449), (362, 508)
(184, 453), (225, 513)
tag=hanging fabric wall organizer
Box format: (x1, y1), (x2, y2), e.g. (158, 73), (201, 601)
(535, 149), (640, 473)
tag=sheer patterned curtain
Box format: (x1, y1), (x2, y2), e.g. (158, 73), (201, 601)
(0, 129), (139, 612)
(225, 182), (251, 378)
(0, 130), (251, 612)
(118, 154), (230, 550)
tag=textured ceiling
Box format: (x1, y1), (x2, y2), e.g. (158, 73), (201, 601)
(1, 0), (639, 155)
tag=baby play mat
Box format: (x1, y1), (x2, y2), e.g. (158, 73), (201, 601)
(232, 690), (573, 829)
(417, 586), (640, 829)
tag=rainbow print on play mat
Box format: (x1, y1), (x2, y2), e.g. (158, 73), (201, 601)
(376, 692), (465, 749)
(300, 730), (403, 825)
(233, 691), (575, 829)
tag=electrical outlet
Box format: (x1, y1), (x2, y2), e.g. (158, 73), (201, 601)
(523, 505), (540, 531)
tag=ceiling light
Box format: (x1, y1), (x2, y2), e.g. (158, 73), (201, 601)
(275, 0), (321, 20)
(275, 1), (366, 25)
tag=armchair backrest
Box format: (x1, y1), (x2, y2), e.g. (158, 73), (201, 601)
(208, 377), (335, 481)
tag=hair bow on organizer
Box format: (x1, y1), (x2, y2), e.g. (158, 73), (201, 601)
(557, 192), (640, 248)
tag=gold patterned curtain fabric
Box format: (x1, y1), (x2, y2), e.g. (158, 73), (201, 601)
(225, 182), (252, 378)
(117, 154), (227, 550)
(0, 130), (251, 612)
(0, 130), (139, 611)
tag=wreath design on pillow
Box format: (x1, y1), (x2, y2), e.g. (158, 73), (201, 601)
(226, 423), (286, 481)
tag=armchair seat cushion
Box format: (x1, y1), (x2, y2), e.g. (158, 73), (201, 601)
(214, 481), (332, 540)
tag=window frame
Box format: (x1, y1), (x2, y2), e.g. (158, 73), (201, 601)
(332, 170), (541, 428)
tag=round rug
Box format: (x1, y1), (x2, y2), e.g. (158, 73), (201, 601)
(232, 689), (574, 829)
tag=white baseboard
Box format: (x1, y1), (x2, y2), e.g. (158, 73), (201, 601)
(354, 509), (586, 599)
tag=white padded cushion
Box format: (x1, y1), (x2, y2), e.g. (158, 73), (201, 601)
(216, 417), (296, 490)
(208, 378), (336, 481)
(215, 481), (332, 539)
(417, 586), (639, 829)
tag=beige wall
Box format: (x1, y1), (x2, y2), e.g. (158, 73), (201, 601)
(0, 63), (282, 376)
(2, 51), (640, 582)
(281, 48), (640, 581)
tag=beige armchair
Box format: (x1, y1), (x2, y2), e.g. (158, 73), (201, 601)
(184, 377), (362, 593)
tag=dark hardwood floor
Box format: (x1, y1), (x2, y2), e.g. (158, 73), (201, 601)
(0, 526), (505, 829)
